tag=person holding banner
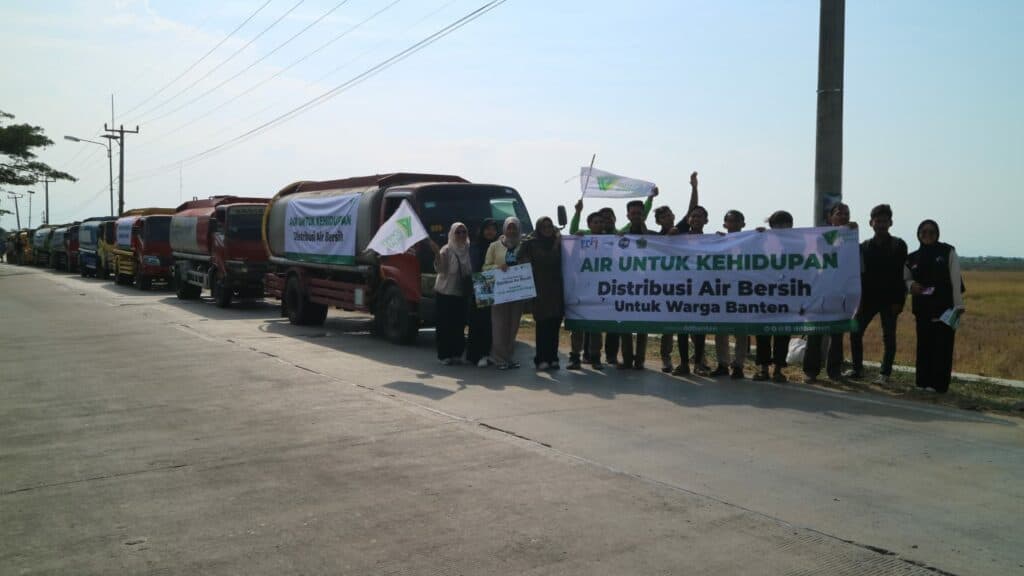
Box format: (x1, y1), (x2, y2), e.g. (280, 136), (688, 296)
(484, 217), (526, 370)
(754, 211), (795, 382)
(712, 210), (750, 379)
(619, 199), (652, 370)
(517, 216), (564, 370)
(567, 211), (607, 370)
(466, 219), (499, 367)
(428, 223), (473, 366)
(905, 219), (964, 393)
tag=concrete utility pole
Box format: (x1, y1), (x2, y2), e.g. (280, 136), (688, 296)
(6, 193), (23, 229)
(103, 123), (139, 216)
(40, 175), (55, 225)
(813, 0), (845, 226)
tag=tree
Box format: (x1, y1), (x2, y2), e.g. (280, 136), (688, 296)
(0, 110), (75, 186)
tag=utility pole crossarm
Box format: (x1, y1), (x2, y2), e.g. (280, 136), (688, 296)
(103, 124), (140, 216)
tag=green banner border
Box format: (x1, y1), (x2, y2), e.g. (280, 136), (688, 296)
(564, 319), (855, 335)
(284, 252), (356, 266)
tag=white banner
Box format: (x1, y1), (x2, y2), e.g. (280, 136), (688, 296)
(580, 167), (656, 198)
(473, 263), (537, 306)
(116, 216), (138, 250)
(284, 194), (360, 265)
(562, 228), (861, 334)
(367, 199), (428, 256)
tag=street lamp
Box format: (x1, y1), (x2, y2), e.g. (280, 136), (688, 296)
(25, 190), (36, 228)
(65, 134), (117, 217)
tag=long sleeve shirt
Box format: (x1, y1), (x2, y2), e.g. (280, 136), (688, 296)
(569, 195), (653, 234)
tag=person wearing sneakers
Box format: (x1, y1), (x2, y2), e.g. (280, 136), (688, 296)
(654, 172), (701, 375)
(845, 204), (908, 384)
(712, 210), (750, 379)
(484, 217), (525, 370)
(428, 222), (473, 366)
(568, 210), (607, 370)
(753, 210), (795, 382)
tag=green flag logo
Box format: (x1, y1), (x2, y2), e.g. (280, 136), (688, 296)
(597, 176), (619, 191)
(396, 217), (412, 237)
(822, 230), (839, 246)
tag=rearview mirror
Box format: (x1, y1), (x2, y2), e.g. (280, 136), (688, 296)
(556, 205), (568, 229)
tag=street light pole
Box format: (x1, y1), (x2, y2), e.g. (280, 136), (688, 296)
(103, 124), (139, 216)
(26, 190), (35, 228)
(64, 135), (117, 217)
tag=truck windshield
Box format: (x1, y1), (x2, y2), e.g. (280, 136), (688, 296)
(416, 185), (533, 243)
(226, 209), (264, 241)
(144, 217), (171, 242)
(80, 226), (98, 247)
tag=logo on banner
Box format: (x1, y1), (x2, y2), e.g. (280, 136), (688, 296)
(618, 237), (630, 249)
(636, 238), (648, 249)
(822, 230), (839, 246)
(581, 238), (598, 250)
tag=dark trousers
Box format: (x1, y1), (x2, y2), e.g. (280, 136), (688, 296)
(534, 317), (563, 365)
(571, 331), (602, 363)
(660, 334), (706, 367)
(850, 303), (899, 376)
(435, 293), (467, 360)
(915, 318), (955, 393)
(466, 303), (492, 363)
(605, 332), (620, 365)
(621, 333), (648, 367)
(803, 333), (844, 378)
(755, 335), (791, 367)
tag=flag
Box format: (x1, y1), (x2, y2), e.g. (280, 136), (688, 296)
(580, 167), (655, 198)
(367, 199), (428, 256)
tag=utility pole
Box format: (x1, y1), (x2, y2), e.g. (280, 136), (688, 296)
(104, 123), (139, 216)
(39, 175), (56, 225)
(26, 190), (35, 228)
(6, 193), (23, 229)
(813, 0), (845, 226)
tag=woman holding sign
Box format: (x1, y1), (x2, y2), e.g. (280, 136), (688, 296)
(518, 216), (564, 370)
(905, 219), (964, 393)
(429, 223), (473, 365)
(484, 217), (526, 370)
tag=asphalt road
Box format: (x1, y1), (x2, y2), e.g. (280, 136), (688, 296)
(2, 263), (1022, 575)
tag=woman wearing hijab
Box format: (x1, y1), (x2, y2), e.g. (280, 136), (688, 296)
(517, 216), (563, 370)
(483, 217), (524, 369)
(905, 220), (964, 393)
(466, 219), (499, 367)
(429, 222), (472, 365)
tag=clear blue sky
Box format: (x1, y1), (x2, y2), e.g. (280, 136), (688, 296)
(2, 0), (1021, 255)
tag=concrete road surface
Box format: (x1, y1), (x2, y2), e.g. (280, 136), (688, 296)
(2, 263), (1022, 575)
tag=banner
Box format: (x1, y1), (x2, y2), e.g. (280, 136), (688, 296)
(580, 167), (656, 198)
(473, 263), (537, 306)
(284, 194), (360, 265)
(562, 228), (861, 334)
(367, 199), (428, 256)
(116, 216), (138, 250)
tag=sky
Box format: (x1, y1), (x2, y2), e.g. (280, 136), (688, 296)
(1, 0), (1022, 256)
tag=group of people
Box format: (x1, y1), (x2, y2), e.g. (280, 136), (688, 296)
(425, 172), (965, 394)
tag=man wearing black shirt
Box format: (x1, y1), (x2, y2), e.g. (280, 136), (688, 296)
(845, 204), (908, 383)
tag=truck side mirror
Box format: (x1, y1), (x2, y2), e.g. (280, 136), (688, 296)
(557, 205), (568, 229)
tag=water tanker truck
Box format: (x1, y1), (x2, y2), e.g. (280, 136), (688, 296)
(31, 226), (55, 267)
(78, 217), (117, 277)
(49, 223), (80, 271)
(262, 172), (532, 343)
(170, 196), (270, 307)
(112, 208), (176, 289)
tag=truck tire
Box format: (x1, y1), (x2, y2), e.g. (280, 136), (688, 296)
(136, 260), (152, 291)
(175, 269), (201, 300)
(285, 275), (327, 326)
(377, 284), (418, 345)
(211, 269), (232, 308)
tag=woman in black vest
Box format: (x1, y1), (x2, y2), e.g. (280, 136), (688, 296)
(905, 220), (964, 393)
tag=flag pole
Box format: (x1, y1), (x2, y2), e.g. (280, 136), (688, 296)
(579, 153), (596, 200)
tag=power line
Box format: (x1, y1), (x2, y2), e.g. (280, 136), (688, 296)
(142, 0), (404, 143)
(143, 0), (356, 126)
(120, 0), (274, 120)
(129, 0), (507, 181)
(130, 0), (307, 125)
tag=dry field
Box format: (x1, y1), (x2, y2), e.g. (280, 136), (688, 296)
(855, 270), (1024, 380)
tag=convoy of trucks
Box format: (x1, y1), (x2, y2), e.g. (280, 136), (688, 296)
(4, 171), (532, 345)
(170, 196), (269, 307)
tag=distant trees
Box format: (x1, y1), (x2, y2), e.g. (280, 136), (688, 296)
(0, 110), (75, 187)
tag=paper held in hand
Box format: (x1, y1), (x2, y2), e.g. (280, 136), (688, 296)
(580, 167), (655, 199)
(939, 308), (963, 330)
(472, 264), (537, 307)
(366, 199), (428, 256)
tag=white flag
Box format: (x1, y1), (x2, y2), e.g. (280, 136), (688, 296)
(367, 199), (428, 256)
(580, 167), (655, 198)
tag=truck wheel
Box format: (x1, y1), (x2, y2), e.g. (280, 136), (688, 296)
(377, 284), (417, 345)
(175, 270), (201, 300)
(136, 262), (151, 291)
(285, 275), (326, 326)
(211, 269), (232, 308)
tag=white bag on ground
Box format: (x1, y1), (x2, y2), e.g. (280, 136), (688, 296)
(787, 337), (807, 365)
